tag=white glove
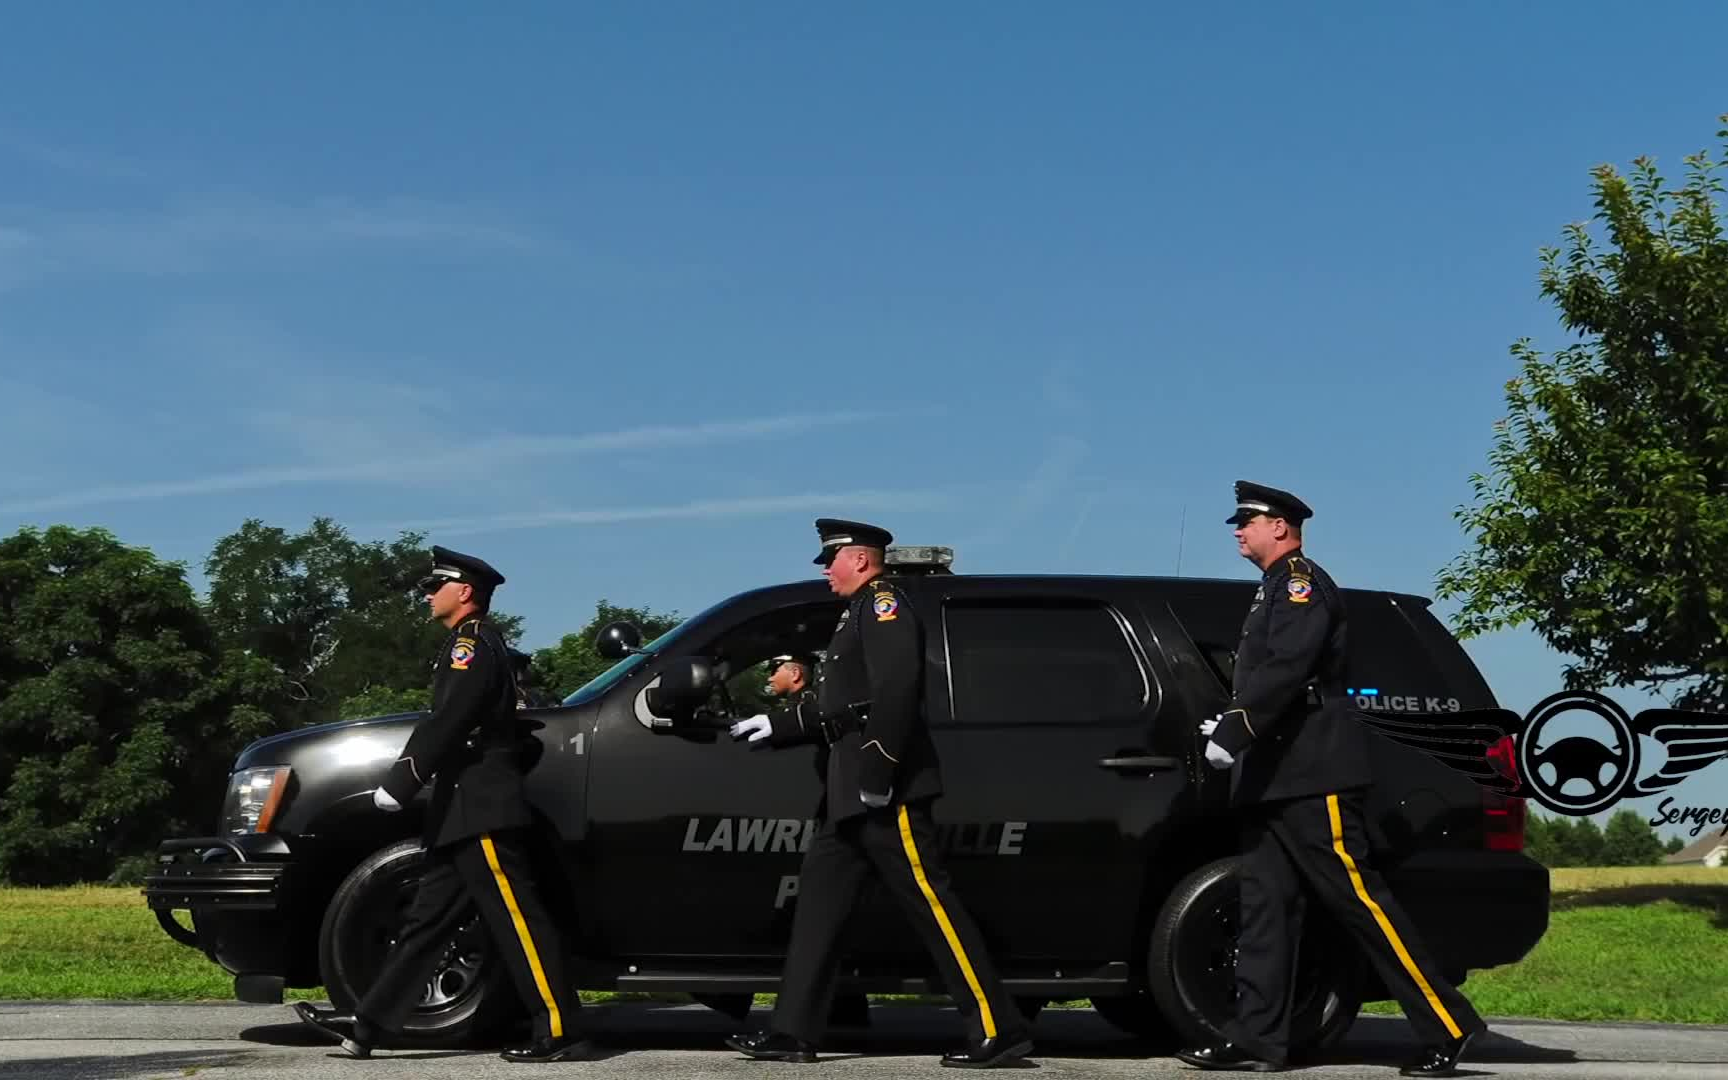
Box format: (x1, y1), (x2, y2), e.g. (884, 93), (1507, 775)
(729, 714), (773, 742)
(1204, 741), (1234, 770)
(373, 787), (402, 812)
(860, 788), (893, 808)
(1199, 715), (1220, 737)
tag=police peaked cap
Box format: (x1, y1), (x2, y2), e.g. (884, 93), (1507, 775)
(813, 518), (894, 565)
(768, 652), (819, 674)
(1227, 480), (1313, 526)
(418, 544), (507, 593)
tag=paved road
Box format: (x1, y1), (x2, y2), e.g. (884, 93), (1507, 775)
(2, 1002), (1726, 1079)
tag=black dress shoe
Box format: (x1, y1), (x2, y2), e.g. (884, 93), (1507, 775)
(291, 1002), (373, 1058)
(1174, 1042), (1288, 1072)
(500, 1034), (595, 1062)
(292, 1001), (352, 1036)
(940, 1031), (1034, 1068)
(723, 1029), (818, 1063)
(1400, 1030), (1476, 1076)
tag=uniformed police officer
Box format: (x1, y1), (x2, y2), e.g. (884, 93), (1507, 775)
(732, 653), (821, 744)
(295, 546), (588, 1064)
(723, 519), (1033, 1069)
(1175, 484), (1483, 1077)
(732, 652), (873, 1031)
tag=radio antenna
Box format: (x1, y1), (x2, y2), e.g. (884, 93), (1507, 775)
(1175, 503), (1186, 576)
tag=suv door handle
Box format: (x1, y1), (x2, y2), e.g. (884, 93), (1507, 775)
(1097, 754), (1180, 772)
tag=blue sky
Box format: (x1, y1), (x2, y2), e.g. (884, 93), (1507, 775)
(4, 4), (1726, 841)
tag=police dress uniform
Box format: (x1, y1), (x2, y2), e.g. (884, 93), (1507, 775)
(758, 655), (834, 785)
(750, 654), (876, 1032)
(298, 547), (585, 1063)
(1180, 485), (1483, 1077)
(725, 520), (1032, 1069)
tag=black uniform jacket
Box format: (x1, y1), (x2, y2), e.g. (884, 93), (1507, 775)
(1208, 551), (1374, 804)
(382, 616), (534, 848)
(764, 687), (822, 747)
(813, 575), (943, 823)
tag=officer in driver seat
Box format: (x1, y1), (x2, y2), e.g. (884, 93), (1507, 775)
(734, 653), (822, 747)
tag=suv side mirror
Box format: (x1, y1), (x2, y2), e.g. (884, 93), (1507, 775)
(643, 657), (719, 724)
(596, 621), (644, 661)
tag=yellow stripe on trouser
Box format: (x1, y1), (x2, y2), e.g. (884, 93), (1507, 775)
(1325, 795), (1461, 1040)
(896, 805), (996, 1040)
(480, 834), (563, 1039)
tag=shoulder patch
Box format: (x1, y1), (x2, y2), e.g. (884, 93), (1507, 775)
(450, 636), (478, 670)
(873, 591), (899, 621)
(1286, 577), (1312, 603)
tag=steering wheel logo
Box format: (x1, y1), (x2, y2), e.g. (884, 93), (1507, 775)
(1515, 690), (1640, 817)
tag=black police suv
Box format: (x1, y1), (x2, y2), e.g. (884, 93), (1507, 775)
(143, 548), (1548, 1053)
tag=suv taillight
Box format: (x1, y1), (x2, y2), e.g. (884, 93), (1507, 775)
(1482, 734), (1525, 851)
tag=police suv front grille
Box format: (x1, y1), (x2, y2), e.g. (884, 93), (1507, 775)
(142, 862), (288, 910)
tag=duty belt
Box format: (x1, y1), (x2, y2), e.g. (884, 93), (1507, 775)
(817, 702), (871, 744)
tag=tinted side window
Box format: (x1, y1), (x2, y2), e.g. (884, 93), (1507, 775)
(1163, 583), (1257, 691)
(940, 598), (1149, 727)
(1343, 595), (1496, 713)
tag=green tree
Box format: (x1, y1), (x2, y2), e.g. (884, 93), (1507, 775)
(0, 526), (256, 885)
(1600, 808), (1667, 866)
(203, 518), (522, 730)
(338, 685), (433, 721)
(532, 601), (683, 700)
(1436, 115), (1728, 712)
(1665, 835), (1686, 855)
(1559, 817), (1607, 867)
(1523, 812), (1563, 866)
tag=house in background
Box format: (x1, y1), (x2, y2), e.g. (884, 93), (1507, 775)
(1664, 832), (1728, 867)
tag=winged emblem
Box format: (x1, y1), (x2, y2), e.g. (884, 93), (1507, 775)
(1350, 707), (1523, 796)
(1630, 709), (1728, 796)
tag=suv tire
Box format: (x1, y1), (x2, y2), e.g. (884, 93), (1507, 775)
(317, 840), (519, 1048)
(1145, 857), (1363, 1055)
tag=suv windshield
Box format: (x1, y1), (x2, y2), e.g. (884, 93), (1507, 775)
(558, 596), (726, 707)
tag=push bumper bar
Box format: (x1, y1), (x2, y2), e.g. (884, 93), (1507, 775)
(141, 834), (295, 948)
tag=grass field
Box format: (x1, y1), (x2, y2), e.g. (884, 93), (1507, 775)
(3, 867), (1726, 1023)
(1360, 866), (1728, 1025)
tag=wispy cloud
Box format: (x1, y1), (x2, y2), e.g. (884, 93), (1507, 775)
(0, 196), (533, 289)
(0, 131), (153, 183)
(1041, 355), (1087, 418)
(958, 434), (1090, 551)
(0, 412), (898, 517)
(373, 489), (954, 538)
(1060, 488), (1100, 568)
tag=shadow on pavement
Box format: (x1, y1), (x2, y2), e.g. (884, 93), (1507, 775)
(1305, 1017), (1577, 1069)
(0, 1049), (258, 1079)
(237, 1003), (1583, 1068)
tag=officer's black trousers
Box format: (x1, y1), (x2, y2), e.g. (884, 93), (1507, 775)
(357, 829), (579, 1044)
(771, 800), (1024, 1046)
(1226, 788), (1483, 1063)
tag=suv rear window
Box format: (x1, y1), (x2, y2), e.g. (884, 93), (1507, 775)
(1352, 595), (1497, 713)
(1164, 585), (1496, 714)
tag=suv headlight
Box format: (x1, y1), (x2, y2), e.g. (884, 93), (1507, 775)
(221, 766), (292, 834)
